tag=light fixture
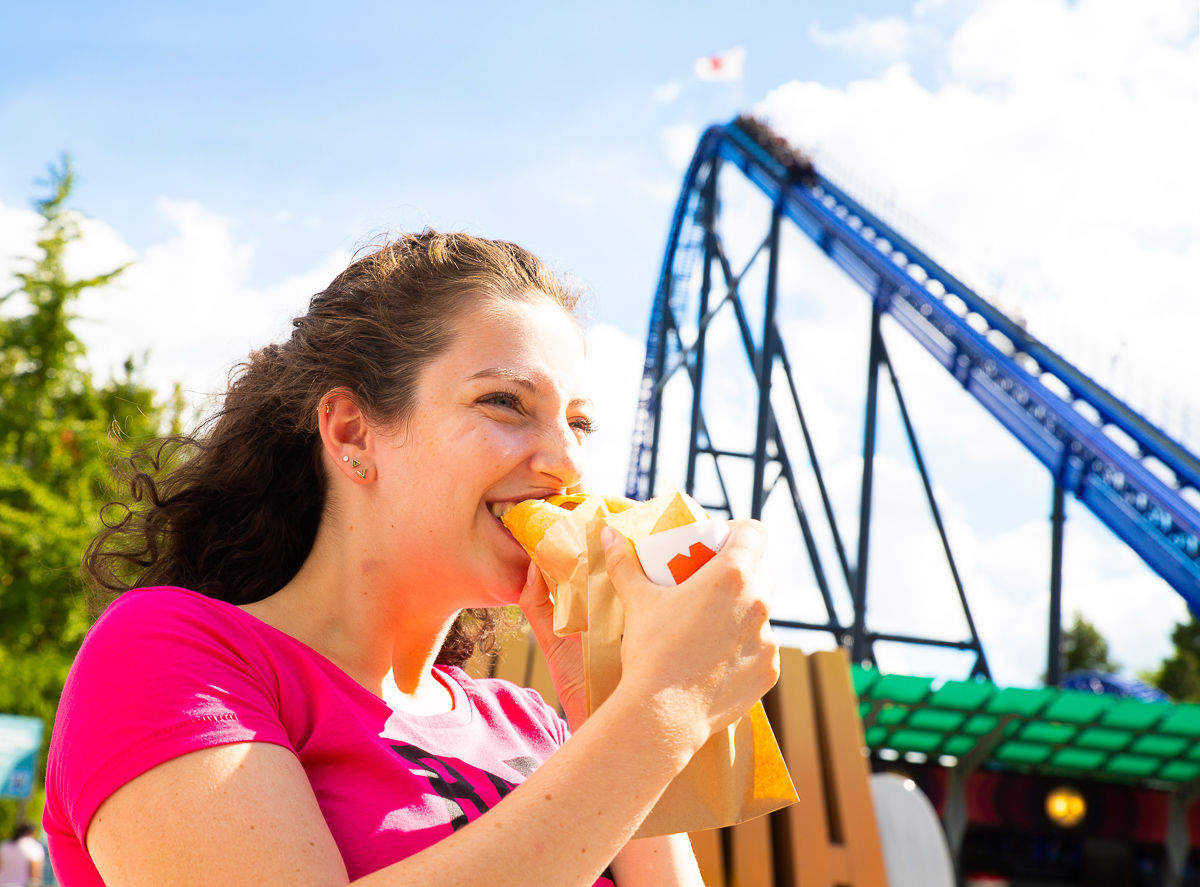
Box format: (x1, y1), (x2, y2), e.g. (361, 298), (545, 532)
(1045, 785), (1086, 827)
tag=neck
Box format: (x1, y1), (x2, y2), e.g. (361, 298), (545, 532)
(241, 527), (459, 710)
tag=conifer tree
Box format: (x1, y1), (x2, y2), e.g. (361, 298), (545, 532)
(0, 158), (170, 831)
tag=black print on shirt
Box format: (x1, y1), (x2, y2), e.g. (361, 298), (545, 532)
(390, 743), (531, 831)
(390, 743), (616, 884)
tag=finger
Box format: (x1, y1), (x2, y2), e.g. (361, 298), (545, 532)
(518, 562), (553, 628)
(523, 566), (573, 661)
(600, 526), (651, 603)
(721, 519), (768, 559)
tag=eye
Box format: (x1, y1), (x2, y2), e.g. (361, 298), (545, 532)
(479, 390), (523, 412)
(570, 416), (597, 438)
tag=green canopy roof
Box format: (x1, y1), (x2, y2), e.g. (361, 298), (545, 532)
(853, 666), (1200, 787)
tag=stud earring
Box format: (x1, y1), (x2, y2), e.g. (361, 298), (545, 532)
(342, 455), (350, 462)
(356, 467), (367, 479)
(351, 458), (360, 468)
(325, 403), (332, 414)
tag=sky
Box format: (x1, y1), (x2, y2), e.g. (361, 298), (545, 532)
(1, 0), (1198, 689)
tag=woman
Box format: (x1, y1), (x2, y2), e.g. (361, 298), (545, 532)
(44, 230), (778, 886)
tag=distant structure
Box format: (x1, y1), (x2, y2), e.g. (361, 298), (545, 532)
(627, 114), (1200, 887)
(627, 115), (1200, 684)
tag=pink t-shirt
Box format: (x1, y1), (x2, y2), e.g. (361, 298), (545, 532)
(44, 587), (615, 885)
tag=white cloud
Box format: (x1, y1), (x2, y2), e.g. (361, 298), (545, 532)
(659, 123), (702, 172)
(777, 0), (1196, 682)
(809, 15), (920, 60)
(0, 202), (42, 298)
(762, 0), (1200, 440)
(635, 0), (1199, 687)
(70, 213), (139, 278)
(3, 0), (1193, 694)
(0, 194), (352, 415)
(653, 81), (682, 104)
(582, 322), (645, 495)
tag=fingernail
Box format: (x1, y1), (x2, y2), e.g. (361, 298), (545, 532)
(600, 526), (617, 549)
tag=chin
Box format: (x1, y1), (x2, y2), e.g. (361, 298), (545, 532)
(495, 574), (528, 607)
(470, 564), (528, 609)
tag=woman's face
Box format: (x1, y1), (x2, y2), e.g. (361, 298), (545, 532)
(368, 295), (592, 608)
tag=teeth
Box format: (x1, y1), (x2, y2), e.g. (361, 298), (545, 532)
(489, 502), (517, 519)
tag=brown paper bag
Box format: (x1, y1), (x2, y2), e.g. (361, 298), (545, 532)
(553, 491), (798, 838)
(530, 496), (610, 636)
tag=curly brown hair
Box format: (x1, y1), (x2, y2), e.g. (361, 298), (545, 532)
(84, 230), (583, 665)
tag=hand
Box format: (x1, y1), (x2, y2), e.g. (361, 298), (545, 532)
(518, 561), (588, 728)
(601, 520), (780, 748)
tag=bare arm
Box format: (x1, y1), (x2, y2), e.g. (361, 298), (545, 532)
(607, 835), (705, 887)
(87, 522), (776, 887)
(519, 552), (706, 887)
(89, 690), (695, 887)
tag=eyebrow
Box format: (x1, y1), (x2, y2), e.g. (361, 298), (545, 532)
(469, 368), (538, 390)
(469, 368), (594, 411)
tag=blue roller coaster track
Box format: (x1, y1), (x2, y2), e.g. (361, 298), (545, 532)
(628, 116), (1200, 678)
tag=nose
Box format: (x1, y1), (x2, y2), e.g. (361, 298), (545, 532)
(531, 420), (585, 491)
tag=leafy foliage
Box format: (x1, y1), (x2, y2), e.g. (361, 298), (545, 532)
(1147, 615), (1200, 703)
(0, 158), (173, 834)
(1060, 610), (1120, 675)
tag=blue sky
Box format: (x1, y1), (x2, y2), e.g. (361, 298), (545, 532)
(1, 0), (963, 326)
(2, 0), (1198, 687)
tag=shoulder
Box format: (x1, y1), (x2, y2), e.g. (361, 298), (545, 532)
(47, 588), (295, 844)
(63, 587), (294, 720)
(55, 587), (292, 755)
(82, 586), (266, 664)
(93, 585), (240, 631)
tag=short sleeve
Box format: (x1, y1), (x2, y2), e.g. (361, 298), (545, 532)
(451, 669), (572, 750)
(511, 683), (571, 746)
(46, 589), (292, 841)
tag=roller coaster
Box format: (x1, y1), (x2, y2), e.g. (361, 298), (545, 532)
(627, 116), (1200, 684)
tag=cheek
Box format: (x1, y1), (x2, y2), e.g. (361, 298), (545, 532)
(476, 428), (532, 468)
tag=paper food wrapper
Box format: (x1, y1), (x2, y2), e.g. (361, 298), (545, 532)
(516, 495), (631, 636)
(526, 490), (797, 838)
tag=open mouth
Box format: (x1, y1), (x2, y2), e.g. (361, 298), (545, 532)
(488, 494), (587, 521)
(488, 501), (519, 520)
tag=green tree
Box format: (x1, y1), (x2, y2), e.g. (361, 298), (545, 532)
(0, 158), (171, 833)
(1147, 615), (1200, 703)
(1060, 610), (1120, 674)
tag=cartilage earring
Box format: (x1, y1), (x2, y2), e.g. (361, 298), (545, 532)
(325, 403), (332, 414)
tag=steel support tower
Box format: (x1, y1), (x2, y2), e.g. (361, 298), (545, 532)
(628, 117), (1200, 681)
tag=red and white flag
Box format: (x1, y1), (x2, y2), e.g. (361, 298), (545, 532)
(693, 46), (746, 82)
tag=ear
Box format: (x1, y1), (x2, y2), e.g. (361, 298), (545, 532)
(318, 388), (373, 483)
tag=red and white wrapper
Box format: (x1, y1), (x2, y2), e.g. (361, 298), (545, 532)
(633, 519), (730, 586)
